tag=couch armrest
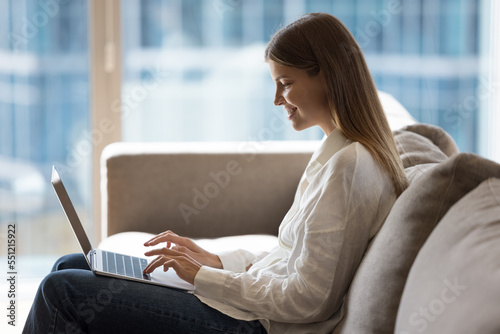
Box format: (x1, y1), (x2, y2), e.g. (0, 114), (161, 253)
(100, 141), (317, 240)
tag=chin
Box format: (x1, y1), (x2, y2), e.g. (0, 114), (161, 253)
(291, 123), (312, 132)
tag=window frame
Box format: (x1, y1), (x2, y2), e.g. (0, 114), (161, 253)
(89, 0), (122, 244)
(479, 0), (500, 162)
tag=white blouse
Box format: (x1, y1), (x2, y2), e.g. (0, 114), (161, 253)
(194, 129), (397, 333)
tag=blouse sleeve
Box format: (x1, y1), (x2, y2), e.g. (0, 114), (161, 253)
(195, 143), (395, 323)
(216, 249), (272, 273)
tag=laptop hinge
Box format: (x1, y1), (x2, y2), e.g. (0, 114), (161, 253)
(89, 250), (96, 269)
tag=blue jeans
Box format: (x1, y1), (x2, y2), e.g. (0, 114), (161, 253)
(23, 254), (266, 333)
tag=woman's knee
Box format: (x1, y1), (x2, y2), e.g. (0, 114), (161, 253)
(40, 269), (129, 307)
(38, 270), (75, 303)
(28, 270), (94, 333)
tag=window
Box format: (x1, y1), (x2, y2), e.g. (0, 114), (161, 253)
(1, 2), (90, 325)
(121, 0), (322, 144)
(479, 0), (500, 161)
(120, 0), (488, 156)
(0, 0), (90, 258)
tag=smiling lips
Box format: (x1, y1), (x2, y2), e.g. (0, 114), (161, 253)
(286, 107), (297, 118)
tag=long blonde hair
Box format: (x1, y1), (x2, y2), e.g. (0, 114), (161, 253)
(265, 12), (408, 196)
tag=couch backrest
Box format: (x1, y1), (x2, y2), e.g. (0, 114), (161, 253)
(395, 177), (500, 334)
(101, 141), (317, 239)
(333, 125), (500, 334)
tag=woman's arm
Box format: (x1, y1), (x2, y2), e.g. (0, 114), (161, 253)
(143, 233), (272, 281)
(217, 248), (272, 272)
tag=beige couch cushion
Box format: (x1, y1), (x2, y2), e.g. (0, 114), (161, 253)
(333, 153), (500, 334)
(395, 177), (500, 334)
(394, 124), (458, 183)
(99, 231), (279, 260)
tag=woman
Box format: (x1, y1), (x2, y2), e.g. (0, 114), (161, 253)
(24, 13), (407, 333)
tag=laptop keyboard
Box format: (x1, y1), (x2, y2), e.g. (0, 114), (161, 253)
(101, 250), (149, 279)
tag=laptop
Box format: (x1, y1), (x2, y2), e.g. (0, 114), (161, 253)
(51, 166), (195, 291)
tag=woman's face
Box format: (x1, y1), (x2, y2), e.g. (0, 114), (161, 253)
(269, 60), (335, 135)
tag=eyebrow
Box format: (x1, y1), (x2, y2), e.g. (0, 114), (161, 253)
(274, 75), (291, 82)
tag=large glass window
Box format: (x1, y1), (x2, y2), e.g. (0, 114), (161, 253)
(121, 0), (484, 154)
(121, 0), (324, 143)
(0, 0), (90, 303)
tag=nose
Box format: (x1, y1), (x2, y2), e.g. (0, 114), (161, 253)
(274, 88), (285, 106)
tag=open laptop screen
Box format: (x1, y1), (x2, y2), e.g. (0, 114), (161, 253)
(51, 166), (93, 259)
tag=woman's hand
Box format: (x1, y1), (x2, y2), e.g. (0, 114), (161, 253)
(142, 230), (223, 284)
(142, 248), (201, 285)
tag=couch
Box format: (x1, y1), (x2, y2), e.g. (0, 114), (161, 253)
(98, 120), (500, 333)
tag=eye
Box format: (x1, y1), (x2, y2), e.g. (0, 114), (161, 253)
(280, 82), (291, 88)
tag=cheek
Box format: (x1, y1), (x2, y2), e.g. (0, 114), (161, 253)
(284, 89), (302, 105)
(308, 86), (329, 110)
